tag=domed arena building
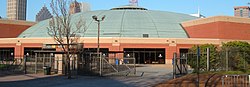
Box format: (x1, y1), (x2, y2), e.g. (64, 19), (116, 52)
(0, 5), (250, 65)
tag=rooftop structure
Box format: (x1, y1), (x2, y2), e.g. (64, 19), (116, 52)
(234, 6), (250, 18)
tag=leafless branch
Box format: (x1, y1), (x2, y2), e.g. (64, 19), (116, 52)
(47, 0), (86, 79)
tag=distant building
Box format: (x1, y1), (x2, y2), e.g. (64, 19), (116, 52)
(69, 0), (81, 14)
(234, 6), (250, 18)
(70, 0), (90, 14)
(36, 5), (53, 22)
(7, 0), (27, 20)
(80, 2), (91, 12)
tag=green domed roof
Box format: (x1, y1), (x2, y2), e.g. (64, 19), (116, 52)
(19, 6), (197, 38)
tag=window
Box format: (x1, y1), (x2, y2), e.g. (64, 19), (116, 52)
(143, 34), (149, 38)
(240, 9), (243, 17)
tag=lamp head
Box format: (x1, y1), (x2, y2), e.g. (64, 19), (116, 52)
(101, 15), (106, 21)
(92, 15), (98, 21)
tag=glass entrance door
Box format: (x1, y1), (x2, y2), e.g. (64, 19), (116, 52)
(124, 48), (165, 64)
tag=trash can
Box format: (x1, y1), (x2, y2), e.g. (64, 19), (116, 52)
(43, 66), (51, 75)
(115, 59), (119, 65)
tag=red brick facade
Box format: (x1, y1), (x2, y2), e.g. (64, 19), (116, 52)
(183, 21), (250, 40)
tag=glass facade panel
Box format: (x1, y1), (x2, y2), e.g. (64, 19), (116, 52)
(124, 48), (165, 64)
(0, 48), (14, 61)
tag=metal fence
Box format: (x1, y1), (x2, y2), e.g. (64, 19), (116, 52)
(173, 53), (188, 79)
(24, 53), (58, 74)
(186, 50), (250, 72)
(77, 53), (136, 76)
(221, 75), (250, 87)
(0, 56), (23, 75)
(219, 50), (250, 71)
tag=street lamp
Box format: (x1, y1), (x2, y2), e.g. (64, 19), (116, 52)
(92, 15), (105, 76)
(92, 15), (106, 57)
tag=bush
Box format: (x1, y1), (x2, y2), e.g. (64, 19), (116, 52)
(187, 44), (219, 72)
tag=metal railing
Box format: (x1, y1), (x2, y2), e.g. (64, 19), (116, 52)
(0, 56), (23, 75)
(221, 75), (250, 87)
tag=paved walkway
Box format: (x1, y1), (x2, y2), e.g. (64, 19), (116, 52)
(0, 64), (173, 87)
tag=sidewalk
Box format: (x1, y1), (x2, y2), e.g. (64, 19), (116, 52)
(0, 74), (58, 82)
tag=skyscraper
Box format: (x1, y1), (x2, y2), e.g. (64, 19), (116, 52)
(69, 0), (90, 14)
(36, 5), (53, 22)
(7, 0), (27, 20)
(234, 6), (250, 18)
(69, 0), (81, 14)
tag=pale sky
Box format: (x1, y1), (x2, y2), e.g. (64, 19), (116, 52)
(0, 0), (249, 21)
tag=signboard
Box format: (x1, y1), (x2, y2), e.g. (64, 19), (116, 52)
(43, 44), (83, 49)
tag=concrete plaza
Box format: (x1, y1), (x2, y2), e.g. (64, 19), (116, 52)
(0, 65), (173, 87)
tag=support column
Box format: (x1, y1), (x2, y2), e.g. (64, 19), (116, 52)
(15, 43), (23, 59)
(55, 54), (63, 74)
(166, 45), (177, 65)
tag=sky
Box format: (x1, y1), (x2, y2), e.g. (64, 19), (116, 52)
(0, 0), (249, 21)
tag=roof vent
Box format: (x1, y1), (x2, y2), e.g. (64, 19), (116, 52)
(111, 5), (147, 10)
(143, 34), (149, 38)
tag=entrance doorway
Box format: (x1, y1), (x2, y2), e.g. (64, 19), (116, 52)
(124, 48), (165, 64)
(179, 49), (188, 58)
(0, 48), (14, 61)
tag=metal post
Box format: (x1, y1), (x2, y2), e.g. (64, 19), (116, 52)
(244, 52), (246, 70)
(97, 21), (100, 58)
(50, 53), (52, 67)
(226, 50), (229, 71)
(99, 53), (102, 76)
(173, 52), (177, 79)
(207, 48), (210, 71)
(24, 55), (27, 74)
(43, 54), (45, 67)
(133, 53), (136, 74)
(35, 53), (37, 74)
(196, 46), (200, 87)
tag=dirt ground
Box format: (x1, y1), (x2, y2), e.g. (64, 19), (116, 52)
(155, 74), (224, 87)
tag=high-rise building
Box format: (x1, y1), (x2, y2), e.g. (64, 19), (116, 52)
(7, 0), (27, 20)
(69, 0), (81, 14)
(234, 6), (250, 18)
(36, 5), (53, 22)
(69, 0), (90, 14)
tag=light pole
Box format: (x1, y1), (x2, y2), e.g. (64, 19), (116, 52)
(92, 15), (105, 57)
(92, 15), (105, 76)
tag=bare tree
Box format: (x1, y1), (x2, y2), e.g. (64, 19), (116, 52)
(48, 0), (86, 79)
